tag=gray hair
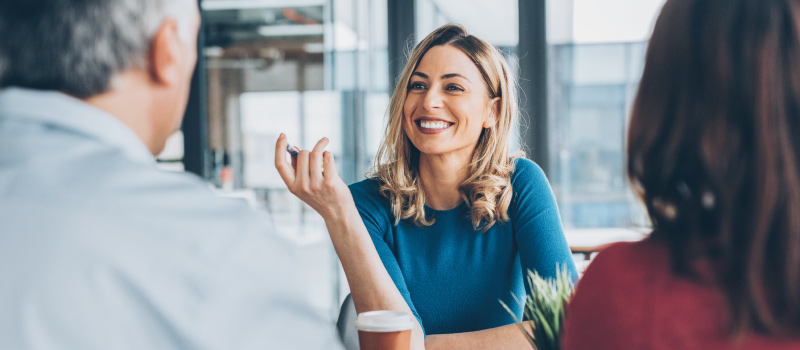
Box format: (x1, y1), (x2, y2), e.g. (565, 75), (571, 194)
(0, 0), (197, 98)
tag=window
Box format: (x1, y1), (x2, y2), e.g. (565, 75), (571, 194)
(413, 0), (663, 229)
(547, 0), (665, 229)
(198, 0), (389, 321)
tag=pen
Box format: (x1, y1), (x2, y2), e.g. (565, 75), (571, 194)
(286, 142), (299, 159)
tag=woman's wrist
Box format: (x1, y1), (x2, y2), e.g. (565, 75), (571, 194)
(322, 202), (363, 234)
(321, 196), (356, 219)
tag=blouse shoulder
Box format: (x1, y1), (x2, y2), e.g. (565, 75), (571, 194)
(348, 178), (393, 234)
(508, 157), (556, 213)
(562, 238), (662, 349)
(511, 157), (545, 182)
(579, 240), (657, 283)
(348, 178), (390, 210)
(510, 157), (550, 194)
(575, 239), (665, 298)
(348, 178), (382, 200)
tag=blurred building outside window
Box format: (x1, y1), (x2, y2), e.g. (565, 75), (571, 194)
(547, 0), (665, 230)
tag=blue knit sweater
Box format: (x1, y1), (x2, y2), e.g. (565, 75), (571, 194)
(348, 158), (577, 335)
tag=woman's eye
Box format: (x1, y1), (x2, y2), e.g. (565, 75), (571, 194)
(408, 82), (427, 90)
(446, 84), (465, 92)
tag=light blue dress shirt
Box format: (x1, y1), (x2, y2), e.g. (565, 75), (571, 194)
(0, 88), (343, 350)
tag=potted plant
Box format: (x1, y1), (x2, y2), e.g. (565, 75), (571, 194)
(501, 265), (575, 350)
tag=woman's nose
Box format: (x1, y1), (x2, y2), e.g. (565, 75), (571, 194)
(422, 88), (444, 110)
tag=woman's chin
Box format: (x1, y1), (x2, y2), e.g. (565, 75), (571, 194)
(410, 139), (444, 154)
(416, 146), (475, 160)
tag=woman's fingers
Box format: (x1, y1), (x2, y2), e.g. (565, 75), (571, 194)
(295, 149), (311, 191)
(274, 133), (296, 186)
(309, 138), (329, 183)
(322, 151), (340, 182)
(275, 136), (340, 210)
(273, 136), (350, 220)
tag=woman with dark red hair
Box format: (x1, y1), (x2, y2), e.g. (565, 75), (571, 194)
(563, 0), (800, 348)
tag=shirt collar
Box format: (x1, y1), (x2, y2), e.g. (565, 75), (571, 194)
(0, 87), (156, 165)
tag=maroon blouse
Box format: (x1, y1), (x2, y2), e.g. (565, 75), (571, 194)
(562, 237), (800, 349)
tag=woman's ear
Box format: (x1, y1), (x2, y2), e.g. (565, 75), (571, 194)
(483, 97), (501, 128)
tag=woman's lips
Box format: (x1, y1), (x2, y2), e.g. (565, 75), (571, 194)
(415, 119), (453, 134)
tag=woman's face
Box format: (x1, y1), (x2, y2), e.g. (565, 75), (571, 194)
(402, 45), (499, 160)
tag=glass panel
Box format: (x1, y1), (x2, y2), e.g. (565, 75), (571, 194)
(547, 0), (665, 228)
(200, 0), (389, 321)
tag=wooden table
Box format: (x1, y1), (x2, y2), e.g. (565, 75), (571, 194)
(565, 227), (649, 260)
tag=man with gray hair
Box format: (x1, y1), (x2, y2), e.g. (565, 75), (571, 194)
(0, 1), (343, 349)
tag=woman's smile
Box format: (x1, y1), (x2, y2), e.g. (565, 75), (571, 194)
(415, 117), (454, 134)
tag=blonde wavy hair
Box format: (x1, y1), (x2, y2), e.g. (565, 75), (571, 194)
(370, 23), (520, 232)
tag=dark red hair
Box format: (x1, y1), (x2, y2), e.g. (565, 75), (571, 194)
(628, 0), (800, 336)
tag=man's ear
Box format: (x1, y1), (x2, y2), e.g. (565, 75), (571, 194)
(149, 18), (183, 86)
(483, 97), (501, 128)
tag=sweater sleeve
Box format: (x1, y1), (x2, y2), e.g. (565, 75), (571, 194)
(510, 158), (578, 290)
(348, 180), (425, 334)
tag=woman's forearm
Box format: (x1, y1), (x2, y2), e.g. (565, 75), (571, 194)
(273, 135), (426, 348)
(324, 209), (426, 350)
(324, 208), (407, 312)
(424, 323), (533, 350)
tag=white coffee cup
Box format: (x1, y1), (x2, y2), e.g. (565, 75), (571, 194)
(354, 310), (414, 350)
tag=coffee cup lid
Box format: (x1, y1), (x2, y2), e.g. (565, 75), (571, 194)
(354, 310), (415, 332)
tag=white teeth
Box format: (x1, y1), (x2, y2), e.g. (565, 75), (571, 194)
(420, 121), (451, 129)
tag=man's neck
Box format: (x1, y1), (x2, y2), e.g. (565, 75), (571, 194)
(82, 72), (159, 155)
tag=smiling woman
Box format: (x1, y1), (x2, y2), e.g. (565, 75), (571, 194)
(275, 23), (576, 350)
(375, 25), (518, 231)
(403, 46), (499, 176)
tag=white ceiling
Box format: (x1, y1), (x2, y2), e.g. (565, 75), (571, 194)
(202, 0), (666, 46)
(428, 0), (520, 46)
(202, 0), (325, 11)
(571, 0), (665, 44)
(427, 0), (666, 46)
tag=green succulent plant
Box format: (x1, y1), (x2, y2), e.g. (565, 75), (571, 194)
(500, 265), (575, 350)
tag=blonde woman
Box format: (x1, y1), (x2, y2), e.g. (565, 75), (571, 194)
(275, 24), (576, 349)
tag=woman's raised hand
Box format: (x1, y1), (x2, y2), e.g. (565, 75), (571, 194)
(274, 133), (355, 221)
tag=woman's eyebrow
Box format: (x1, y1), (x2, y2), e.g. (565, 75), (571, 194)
(442, 73), (471, 82)
(411, 72), (471, 83)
